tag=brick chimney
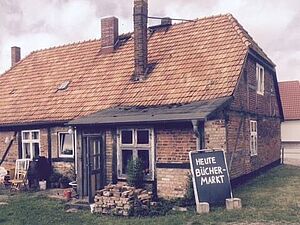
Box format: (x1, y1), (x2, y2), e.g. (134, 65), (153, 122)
(133, 0), (148, 81)
(161, 17), (172, 26)
(101, 17), (119, 54)
(11, 46), (21, 67)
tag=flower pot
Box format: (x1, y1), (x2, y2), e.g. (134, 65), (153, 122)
(63, 189), (72, 200)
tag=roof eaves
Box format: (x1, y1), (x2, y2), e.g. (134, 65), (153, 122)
(0, 120), (69, 130)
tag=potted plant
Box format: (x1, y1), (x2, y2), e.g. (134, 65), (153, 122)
(59, 175), (71, 188)
(49, 171), (62, 188)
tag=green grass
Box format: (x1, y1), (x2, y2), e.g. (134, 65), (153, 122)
(1, 165), (300, 225)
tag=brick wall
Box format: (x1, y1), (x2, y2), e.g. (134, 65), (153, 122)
(227, 55), (281, 178)
(231, 55), (280, 117)
(205, 119), (227, 150)
(156, 168), (189, 198)
(227, 112), (281, 178)
(105, 129), (114, 183)
(156, 125), (196, 163)
(40, 128), (49, 158)
(0, 131), (19, 170)
(154, 125), (196, 198)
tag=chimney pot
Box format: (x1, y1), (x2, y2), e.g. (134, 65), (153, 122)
(161, 17), (172, 26)
(101, 17), (119, 54)
(11, 46), (21, 67)
(133, 0), (148, 81)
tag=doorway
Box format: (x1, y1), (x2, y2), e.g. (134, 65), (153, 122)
(85, 135), (104, 203)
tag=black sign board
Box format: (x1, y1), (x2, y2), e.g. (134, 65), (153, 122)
(189, 150), (232, 204)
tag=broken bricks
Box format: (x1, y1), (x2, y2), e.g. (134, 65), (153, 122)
(93, 183), (153, 216)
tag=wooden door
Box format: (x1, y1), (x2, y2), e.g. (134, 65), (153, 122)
(86, 135), (103, 203)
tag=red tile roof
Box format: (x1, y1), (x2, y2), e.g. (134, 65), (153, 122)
(279, 81), (300, 120)
(0, 14), (272, 126)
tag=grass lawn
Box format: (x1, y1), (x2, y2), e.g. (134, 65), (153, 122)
(1, 165), (300, 225)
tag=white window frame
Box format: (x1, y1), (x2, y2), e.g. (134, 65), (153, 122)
(21, 130), (40, 160)
(256, 63), (265, 95)
(117, 128), (155, 181)
(58, 132), (75, 158)
(250, 120), (258, 156)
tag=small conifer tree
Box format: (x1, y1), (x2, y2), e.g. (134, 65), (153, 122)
(126, 158), (144, 188)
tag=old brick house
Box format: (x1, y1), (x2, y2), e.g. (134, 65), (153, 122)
(0, 0), (283, 201)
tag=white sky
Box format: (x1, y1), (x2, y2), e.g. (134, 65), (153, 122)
(0, 0), (299, 81)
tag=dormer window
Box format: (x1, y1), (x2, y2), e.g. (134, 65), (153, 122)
(256, 63), (264, 95)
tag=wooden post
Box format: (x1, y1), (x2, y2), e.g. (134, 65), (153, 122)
(281, 147), (284, 164)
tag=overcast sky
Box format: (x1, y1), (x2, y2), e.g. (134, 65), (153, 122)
(0, 0), (299, 81)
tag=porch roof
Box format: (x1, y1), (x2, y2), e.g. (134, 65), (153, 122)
(69, 96), (232, 126)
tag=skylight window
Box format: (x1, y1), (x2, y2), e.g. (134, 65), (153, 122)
(57, 81), (70, 91)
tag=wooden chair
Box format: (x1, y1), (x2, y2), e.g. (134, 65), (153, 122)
(10, 170), (28, 191)
(10, 159), (30, 191)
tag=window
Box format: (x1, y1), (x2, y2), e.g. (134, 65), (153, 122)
(117, 128), (154, 180)
(250, 121), (257, 156)
(256, 63), (264, 95)
(58, 132), (74, 158)
(21, 130), (40, 159)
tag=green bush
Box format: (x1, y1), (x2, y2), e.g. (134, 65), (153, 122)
(126, 158), (144, 188)
(49, 171), (62, 183)
(59, 175), (71, 188)
(184, 172), (195, 204)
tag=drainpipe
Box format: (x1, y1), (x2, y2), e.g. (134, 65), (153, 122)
(192, 120), (202, 150)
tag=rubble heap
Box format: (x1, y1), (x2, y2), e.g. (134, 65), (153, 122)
(94, 183), (152, 216)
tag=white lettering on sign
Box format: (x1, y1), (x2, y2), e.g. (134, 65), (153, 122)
(200, 175), (225, 185)
(195, 157), (216, 166)
(195, 166), (224, 176)
(193, 156), (227, 185)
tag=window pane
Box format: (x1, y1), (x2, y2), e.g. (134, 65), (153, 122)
(22, 132), (30, 140)
(138, 150), (150, 175)
(121, 130), (133, 144)
(33, 143), (40, 158)
(137, 130), (149, 144)
(60, 133), (73, 156)
(23, 143), (30, 159)
(122, 150), (133, 174)
(32, 131), (39, 140)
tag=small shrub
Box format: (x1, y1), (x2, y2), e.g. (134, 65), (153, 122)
(148, 199), (174, 216)
(59, 175), (71, 188)
(184, 172), (195, 204)
(65, 164), (76, 181)
(126, 158), (144, 188)
(49, 171), (62, 183)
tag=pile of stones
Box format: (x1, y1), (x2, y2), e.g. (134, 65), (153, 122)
(93, 183), (152, 216)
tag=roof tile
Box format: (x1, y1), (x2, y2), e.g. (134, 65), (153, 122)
(279, 81), (300, 120)
(0, 14), (270, 125)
